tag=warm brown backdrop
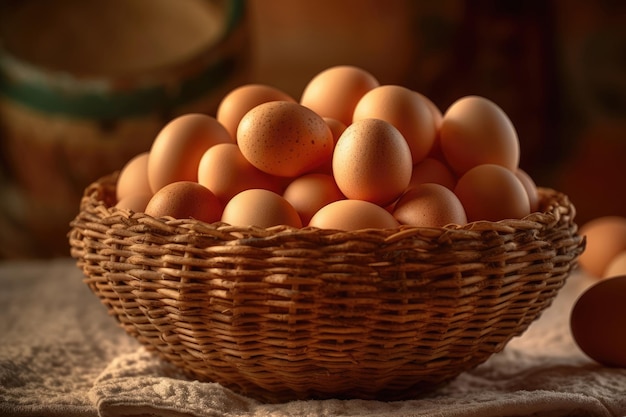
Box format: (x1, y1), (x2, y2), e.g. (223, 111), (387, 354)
(249, 0), (626, 227)
(1, 0), (624, 258)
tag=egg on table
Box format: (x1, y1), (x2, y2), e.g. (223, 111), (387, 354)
(570, 275), (626, 368)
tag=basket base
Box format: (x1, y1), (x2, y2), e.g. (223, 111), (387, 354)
(157, 348), (464, 403)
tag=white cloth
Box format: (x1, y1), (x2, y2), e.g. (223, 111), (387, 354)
(1, 258), (625, 417)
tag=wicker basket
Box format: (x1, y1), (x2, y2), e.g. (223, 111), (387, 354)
(69, 172), (584, 402)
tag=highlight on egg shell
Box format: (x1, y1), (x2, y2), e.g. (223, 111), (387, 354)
(352, 84), (437, 164)
(144, 181), (223, 224)
(308, 199), (400, 231)
(197, 143), (284, 205)
(216, 83), (296, 140)
(392, 183), (467, 228)
(221, 188), (302, 228)
(236, 101), (334, 178)
(453, 163), (530, 222)
(440, 95), (520, 176)
(332, 118), (413, 207)
(147, 113), (233, 193)
(116, 151), (151, 202)
(300, 65), (380, 126)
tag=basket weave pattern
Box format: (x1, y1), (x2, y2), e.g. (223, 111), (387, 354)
(69, 172), (584, 402)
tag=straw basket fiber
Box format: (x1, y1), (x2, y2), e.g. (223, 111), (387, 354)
(69, 172), (585, 402)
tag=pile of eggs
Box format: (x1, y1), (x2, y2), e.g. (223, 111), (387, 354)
(570, 216), (626, 369)
(115, 65), (539, 231)
(113, 65), (626, 369)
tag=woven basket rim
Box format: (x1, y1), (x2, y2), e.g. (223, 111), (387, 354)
(73, 171), (575, 239)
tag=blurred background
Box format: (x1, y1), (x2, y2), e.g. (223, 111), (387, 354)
(0, 0), (624, 259)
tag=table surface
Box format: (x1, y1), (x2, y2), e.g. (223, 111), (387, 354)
(1, 257), (625, 417)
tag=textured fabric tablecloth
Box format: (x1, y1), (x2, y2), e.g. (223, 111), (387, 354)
(1, 258), (625, 417)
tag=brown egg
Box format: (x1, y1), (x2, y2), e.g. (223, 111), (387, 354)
(237, 101), (333, 177)
(440, 95), (520, 175)
(221, 188), (302, 228)
(283, 173), (345, 225)
(393, 183), (467, 228)
(515, 168), (540, 213)
(309, 199), (400, 231)
(114, 193), (152, 213)
(145, 181), (223, 223)
(425, 97), (446, 161)
(604, 251), (626, 279)
(570, 275), (626, 368)
(421, 93), (443, 130)
(116, 152), (152, 201)
(323, 117), (347, 146)
(578, 216), (626, 278)
(352, 85), (436, 164)
(148, 114), (233, 193)
(409, 157), (457, 190)
(197, 143), (283, 205)
(311, 117), (347, 175)
(332, 118), (412, 207)
(300, 65), (379, 126)
(216, 84), (296, 140)
(453, 164), (530, 222)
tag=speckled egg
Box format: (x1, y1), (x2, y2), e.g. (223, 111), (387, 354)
(237, 101), (334, 178)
